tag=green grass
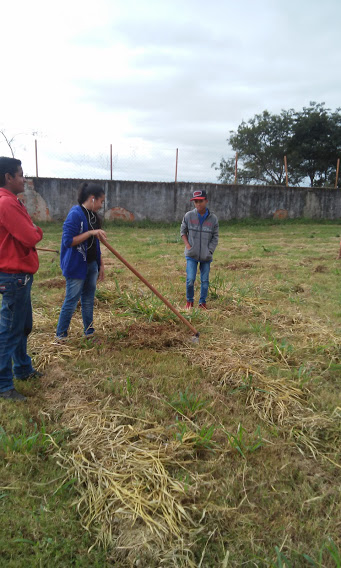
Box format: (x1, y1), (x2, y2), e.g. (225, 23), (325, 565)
(0, 414), (108, 567)
(170, 388), (210, 416)
(222, 423), (264, 458)
(1, 219), (340, 566)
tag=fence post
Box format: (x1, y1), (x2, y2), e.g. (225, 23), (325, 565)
(175, 148), (178, 183)
(234, 152), (238, 184)
(110, 144), (113, 180)
(284, 155), (288, 187)
(335, 158), (340, 189)
(35, 139), (39, 177)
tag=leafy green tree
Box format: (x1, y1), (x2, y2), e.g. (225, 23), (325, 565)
(214, 103), (341, 187)
(213, 109), (302, 186)
(288, 102), (341, 187)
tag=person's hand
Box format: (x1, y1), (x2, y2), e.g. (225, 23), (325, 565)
(98, 264), (105, 282)
(186, 244), (191, 250)
(92, 229), (107, 241)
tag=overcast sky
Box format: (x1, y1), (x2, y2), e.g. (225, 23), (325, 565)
(1, 0), (340, 182)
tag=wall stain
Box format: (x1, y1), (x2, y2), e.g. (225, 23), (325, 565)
(104, 207), (135, 221)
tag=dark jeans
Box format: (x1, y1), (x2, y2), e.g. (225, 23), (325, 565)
(0, 272), (35, 392)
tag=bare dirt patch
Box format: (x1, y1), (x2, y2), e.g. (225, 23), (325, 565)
(119, 322), (186, 349)
(37, 277), (65, 288)
(223, 261), (254, 270)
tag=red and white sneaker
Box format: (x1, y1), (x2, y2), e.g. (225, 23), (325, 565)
(185, 301), (194, 309)
(198, 303), (207, 310)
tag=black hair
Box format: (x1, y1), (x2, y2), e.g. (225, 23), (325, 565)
(77, 182), (104, 205)
(0, 157), (22, 187)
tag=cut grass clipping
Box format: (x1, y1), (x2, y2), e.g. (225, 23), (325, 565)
(1, 220), (341, 567)
(54, 403), (204, 565)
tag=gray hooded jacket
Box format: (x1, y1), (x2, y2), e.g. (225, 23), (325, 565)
(180, 209), (219, 262)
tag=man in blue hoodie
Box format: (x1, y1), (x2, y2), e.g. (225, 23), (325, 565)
(180, 190), (219, 309)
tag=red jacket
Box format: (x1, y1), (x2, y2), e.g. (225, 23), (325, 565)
(0, 187), (43, 274)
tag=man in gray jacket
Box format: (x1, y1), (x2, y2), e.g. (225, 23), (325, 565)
(180, 190), (219, 309)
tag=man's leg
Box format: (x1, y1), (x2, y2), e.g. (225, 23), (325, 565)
(56, 278), (84, 338)
(80, 261), (98, 337)
(13, 277), (36, 379)
(0, 273), (33, 392)
(186, 258), (198, 303)
(199, 261), (211, 304)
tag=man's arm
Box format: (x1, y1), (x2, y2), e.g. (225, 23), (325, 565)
(180, 215), (191, 249)
(209, 218), (219, 254)
(0, 197), (42, 247)
(181, 234), (191, 250)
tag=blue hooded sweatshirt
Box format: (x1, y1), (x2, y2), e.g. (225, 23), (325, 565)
(60, 205), (101, 279)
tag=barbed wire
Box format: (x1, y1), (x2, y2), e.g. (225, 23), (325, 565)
(0, 134), (220, 183)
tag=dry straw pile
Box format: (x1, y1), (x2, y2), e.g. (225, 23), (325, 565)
(54, 401), (206, 564)
(178, 313), (341, 468)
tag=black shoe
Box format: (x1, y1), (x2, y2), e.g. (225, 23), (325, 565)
(15, 369), (44, 381)
(0, 388), (27, 401)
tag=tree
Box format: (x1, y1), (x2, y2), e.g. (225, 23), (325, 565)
(214, 103), (341, 187)
(213, 109), (303, 186)
(288, 102), (341, 187)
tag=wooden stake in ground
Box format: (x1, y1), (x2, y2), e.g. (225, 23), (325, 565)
(100, 237), (200, 342)
(234, 152), (238, 184)
(35, 139), (39, 177)
(284, 155), (288, 187)
(335, 158), (340, 189)
(175, 148), (178, 184)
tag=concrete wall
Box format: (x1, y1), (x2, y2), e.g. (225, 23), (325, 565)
(22, 178), (341, 222)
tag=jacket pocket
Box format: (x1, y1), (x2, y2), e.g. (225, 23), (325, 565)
(186, 246), (200, 259)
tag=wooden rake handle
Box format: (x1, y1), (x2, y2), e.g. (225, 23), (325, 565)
(36, 247), (59, 253)
(100, 237), (199, 338)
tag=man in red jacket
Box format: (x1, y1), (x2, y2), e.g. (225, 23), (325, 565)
(0, 157), (43, 401)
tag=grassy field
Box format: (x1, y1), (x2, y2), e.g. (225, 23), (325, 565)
(1, 219), (340, 567)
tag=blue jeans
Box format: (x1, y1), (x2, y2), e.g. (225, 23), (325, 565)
(0, 272), (35, 392)
(186, 258), (211, 304)
(56, 261), (98, 338)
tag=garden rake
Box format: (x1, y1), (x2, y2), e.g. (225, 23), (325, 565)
(100, 237), (200, 343)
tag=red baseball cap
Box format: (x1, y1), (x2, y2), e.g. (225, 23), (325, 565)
(190, 190), (208, 201)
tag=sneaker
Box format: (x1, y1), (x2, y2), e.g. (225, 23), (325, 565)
(15, 369), (44, 381)
(198, 303), (207, 310)
(185, 301), (194, 310)
(53, 336), (67, 344)
(0, 388), (27, 401)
